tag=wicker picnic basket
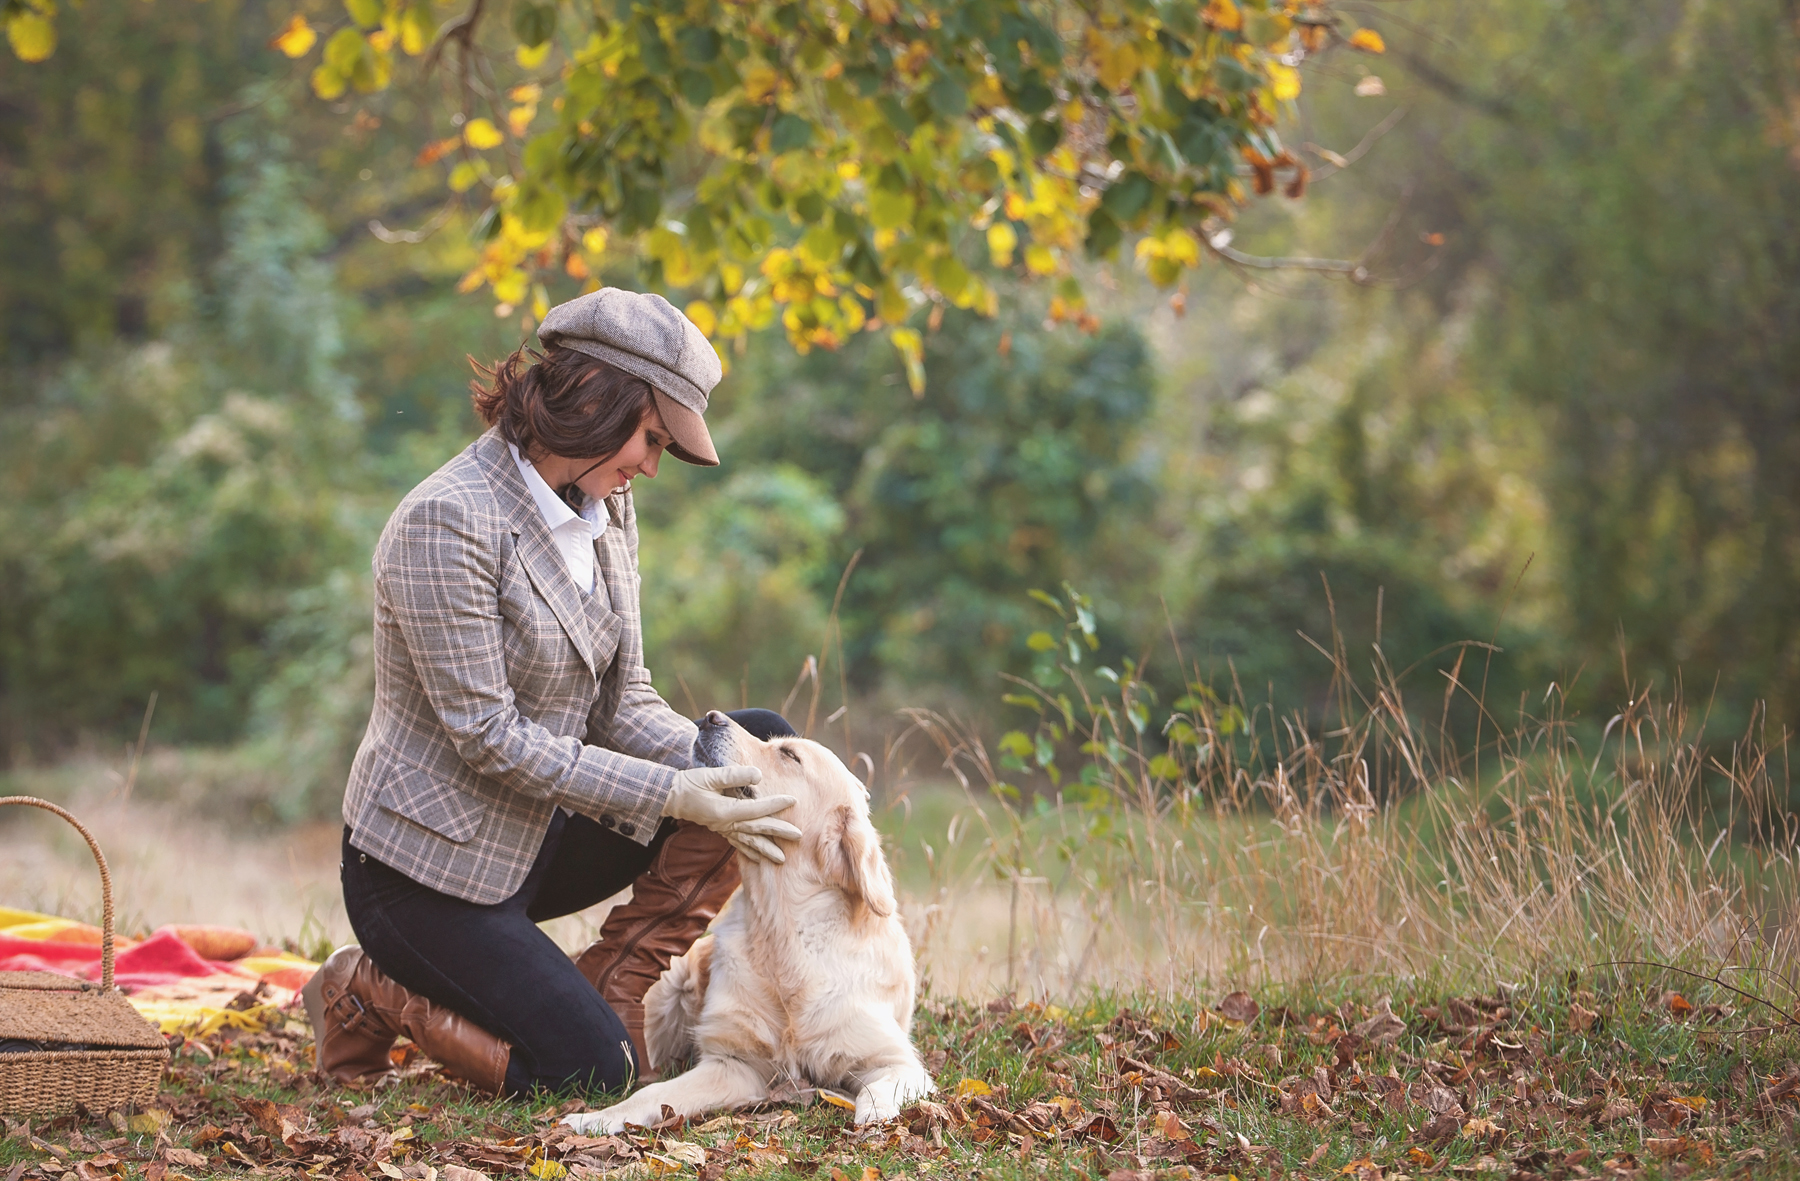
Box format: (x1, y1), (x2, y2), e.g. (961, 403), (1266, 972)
(0, 796), (170, 1115)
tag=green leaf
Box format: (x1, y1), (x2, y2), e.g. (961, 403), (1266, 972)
(676, 68), (714, 107)
(1027, 588), (1066, 616)
(1085, 208), (1121, 259)
(677, 26), (720, 64)
(1033, 732), (1055, 767)
(1027, 118), (1060, 157)
(875, 93), (916, 135)
(323, 26), (365, 72)
(510, 0), (555, 48)
(1026, 630), (1057, 652)
(1001, 693), (1045, 714)
(998, 730), (1034, 759)
(769, 112), (814, 154)
(1099, 171), (1154, 221)
(1148, 754), (1182, 780)
(927, 73), (968, 117)
(868, 189), (915, 231)
(1014, 76), (1054, 115)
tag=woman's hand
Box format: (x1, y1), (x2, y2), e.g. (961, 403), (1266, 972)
(661, 766), (801, 863)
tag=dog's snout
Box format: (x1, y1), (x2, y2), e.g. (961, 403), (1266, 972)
(703, 710), (730, 728)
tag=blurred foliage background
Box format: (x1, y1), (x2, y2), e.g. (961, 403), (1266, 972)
(2, 0), (1796, 823)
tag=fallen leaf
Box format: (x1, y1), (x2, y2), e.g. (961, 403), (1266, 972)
(442, 1169), (493, 1181)
(1570, 1002), (1600, 1032)
(952, 1078), (991, 1098)
(818, 1089), (858, 1111)
(126, 1110), (171, 1136)
(1217, 991), (1260, 1023)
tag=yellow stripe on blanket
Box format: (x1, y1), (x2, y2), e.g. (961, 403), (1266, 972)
(130, 998), (287, 1037)
(2, 919), (108, 944)
(0, 906), (58, 930)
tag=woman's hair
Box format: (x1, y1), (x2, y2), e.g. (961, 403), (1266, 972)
(470, 344), (655, 462)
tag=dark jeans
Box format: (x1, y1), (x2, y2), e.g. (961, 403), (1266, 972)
(340, 707), (794, 1098)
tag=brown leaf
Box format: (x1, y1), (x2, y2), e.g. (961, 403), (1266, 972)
(1069, 1113), (1121, 1142)
(1217, 992), (1260, 1024)
(1569, 1002), (1600, 1032)
(1596, 1099), (1637, 1125)
(1419, 1083), (1464, 1117)
(1658, 991), (1694, 1020)
(1351, 999), (1406, 1045)
(160, 1150), (207, 1170)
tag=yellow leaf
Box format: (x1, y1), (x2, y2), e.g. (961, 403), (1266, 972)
(743, 65), (779, 103)
(507, 104), (535, 137)
(818, 1089), (858, 1110)
(891, 327), (925, 396)
(986, 221), (1018, 267)
(464, 118), (504, 149)
(311, 63), (348, 100)
(526, 1160), (566, 1180)
(6, 10), (55, 62)
(126, 1109), (171, 1135)
(509, 83), (542, 103)
(581, 226), (609, 255)
(685, 300), (718, 338)
(1203, 0), (1241, 33)
(953, 1077), (992, 1097)
(492, 269), (529, 305)
(515, 40), (550, 68)
(270, 14), (317, 58)
(1267, 62), (1300, 103)
(448, 160), (482, 192)
(1023, 244), (1057, 276)
(1348, 28), (1386, 54)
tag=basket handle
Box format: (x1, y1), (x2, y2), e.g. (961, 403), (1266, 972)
(0, 796), (117, 991)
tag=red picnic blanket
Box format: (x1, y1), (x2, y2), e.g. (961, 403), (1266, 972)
(0, 928), (252, 991)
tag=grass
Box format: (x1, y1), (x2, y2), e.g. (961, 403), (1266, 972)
(7, 975), (1800, 1180)
(7, 601), (1800, 1177)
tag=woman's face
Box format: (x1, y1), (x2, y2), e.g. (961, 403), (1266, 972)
(562, 401), (670, 501)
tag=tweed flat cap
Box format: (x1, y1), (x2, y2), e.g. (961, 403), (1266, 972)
(538, 287), (722, 466)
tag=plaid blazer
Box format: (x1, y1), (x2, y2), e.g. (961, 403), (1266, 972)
(343, 427), (698, 904)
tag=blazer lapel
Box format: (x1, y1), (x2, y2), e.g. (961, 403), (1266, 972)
(473, 430), (600, 677)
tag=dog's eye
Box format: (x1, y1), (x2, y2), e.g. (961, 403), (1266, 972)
(780, 746), (802, 765)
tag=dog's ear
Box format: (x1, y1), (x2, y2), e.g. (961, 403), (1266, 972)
(810, 804), (896, 920)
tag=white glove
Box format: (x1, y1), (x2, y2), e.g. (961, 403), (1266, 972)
(662, 765), (801, 864)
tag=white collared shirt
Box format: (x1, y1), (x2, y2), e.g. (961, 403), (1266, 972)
(509, 443), (608, 594)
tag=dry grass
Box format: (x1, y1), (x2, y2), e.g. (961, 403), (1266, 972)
(882, 604), (1799, 1005)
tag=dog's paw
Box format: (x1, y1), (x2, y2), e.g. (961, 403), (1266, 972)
(559, 1111), (607, 1135)
(854, 1068), (934, 1125)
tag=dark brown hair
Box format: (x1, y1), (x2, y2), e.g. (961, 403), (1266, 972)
(471, 344), (654, 462)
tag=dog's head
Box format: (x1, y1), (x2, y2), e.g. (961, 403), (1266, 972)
(695, 711), (895, 920)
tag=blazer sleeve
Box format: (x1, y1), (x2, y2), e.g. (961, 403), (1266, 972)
(377, 492), (676, 840)
(585, 492), (701, 768)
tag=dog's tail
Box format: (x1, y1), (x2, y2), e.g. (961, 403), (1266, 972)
(643, 932), (714, 1072)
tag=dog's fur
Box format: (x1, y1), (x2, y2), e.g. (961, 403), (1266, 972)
(562, 714), (934, 1132)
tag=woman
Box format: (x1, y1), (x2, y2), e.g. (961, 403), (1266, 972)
(303, 288), (802, 1098)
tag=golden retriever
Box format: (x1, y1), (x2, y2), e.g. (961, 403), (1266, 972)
(562, 712), (933, 1131)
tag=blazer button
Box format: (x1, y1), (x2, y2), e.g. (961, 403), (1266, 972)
(618, 822), (636, 838)
(601, 815), (616, 829)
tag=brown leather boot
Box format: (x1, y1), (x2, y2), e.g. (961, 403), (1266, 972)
(303, 946), (511, 1094)
(572, 821), (739, 1076)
